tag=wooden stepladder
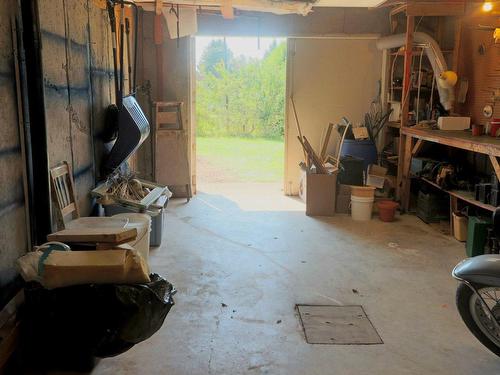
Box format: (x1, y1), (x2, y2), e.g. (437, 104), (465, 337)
(153, 102), (192, 201)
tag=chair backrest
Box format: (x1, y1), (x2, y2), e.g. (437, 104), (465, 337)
(50, 161), (80, 223)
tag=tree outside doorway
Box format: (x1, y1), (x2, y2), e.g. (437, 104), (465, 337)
(195, 37), (286, 184)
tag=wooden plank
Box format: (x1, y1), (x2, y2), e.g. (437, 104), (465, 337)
(302, 136), (327, 174)
(220, 0), (234, 19)
(156, 111), (179, 125)
(401, 127), (500, 157)
(155, 130), (191, 192)
(61, 203), (77, 217)
(406, 1), (465, 16)
(11, 17), (32, 248)
(47, 227), (137, 244)
(139, 186), (165, 207)
(290, 96), (308, 166)
(411, 139), (424, 156)
(401, 136), (413, 211)
(450, 195), (458, 235)
(490, 155), (500, 182)
(0, 318), (20, 370)
(0, 289), (23, 371)
(320, 123), (334, 162)
(396, 15), (414, 202)
(0, 292), (23, 330)
(297, 136), (311, 168)
(451, 17), (462, 75)
(390, 4), (407, 17)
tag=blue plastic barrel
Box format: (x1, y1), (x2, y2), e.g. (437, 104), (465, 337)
(340, 139), (378, 172)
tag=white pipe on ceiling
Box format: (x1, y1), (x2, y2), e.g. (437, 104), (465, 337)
(376, 32), (456, 111)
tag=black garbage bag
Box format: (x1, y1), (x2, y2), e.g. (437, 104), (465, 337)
(20, 274), (175, 371)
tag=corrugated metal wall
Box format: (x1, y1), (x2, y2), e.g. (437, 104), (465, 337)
(37, 0), (114, 221)
(0, 0), (30, 287)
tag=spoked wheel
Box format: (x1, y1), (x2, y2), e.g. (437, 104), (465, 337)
(456, 283), (500, 356)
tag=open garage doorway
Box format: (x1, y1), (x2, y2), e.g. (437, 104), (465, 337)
(194, 36), (287, 197)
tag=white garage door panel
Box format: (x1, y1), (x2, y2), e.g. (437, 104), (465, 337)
(285, 38), (382, 195)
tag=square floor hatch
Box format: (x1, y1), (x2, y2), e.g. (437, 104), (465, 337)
(296, 305), (383, 345)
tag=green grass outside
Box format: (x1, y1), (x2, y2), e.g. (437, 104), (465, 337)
(197, 137), (284, 182)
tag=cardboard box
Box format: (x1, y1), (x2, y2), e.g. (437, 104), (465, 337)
(366, 164), (388, 189)
(437, 116), (470, 130)
(304, 172), (337, 216)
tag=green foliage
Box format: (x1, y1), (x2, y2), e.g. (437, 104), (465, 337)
(197, 137), (284, 182)
(198, 39), (233, 76)
(196, 40), (286, 139)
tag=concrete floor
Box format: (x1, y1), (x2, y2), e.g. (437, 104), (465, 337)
(94, 183), (500, 375)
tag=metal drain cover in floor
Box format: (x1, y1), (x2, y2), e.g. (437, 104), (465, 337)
(296, 305), (383, 345)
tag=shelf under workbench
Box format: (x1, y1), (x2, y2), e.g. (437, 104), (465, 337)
(399, 127), (500, 212)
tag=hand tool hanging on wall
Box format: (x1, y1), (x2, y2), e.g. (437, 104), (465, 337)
(169, 4), (181, 48)
(102, 0), (150, 176)
(123, 0), (139, 94)
(125, 17), (132, 94)
(119, 0), (125, 102)
(103, 0), (120, 143)
(103, 0), (139, 143)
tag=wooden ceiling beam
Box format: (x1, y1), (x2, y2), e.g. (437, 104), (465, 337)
(379, 1), (466, 16)
(405, 1), (466, 16)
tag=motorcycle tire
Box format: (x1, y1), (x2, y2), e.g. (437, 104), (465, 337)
(456, 283), (500, 357)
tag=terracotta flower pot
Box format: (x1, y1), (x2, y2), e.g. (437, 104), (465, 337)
(377, 200), (399, 222)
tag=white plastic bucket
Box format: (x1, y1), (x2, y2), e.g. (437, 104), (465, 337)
(351, 195), (374, 221)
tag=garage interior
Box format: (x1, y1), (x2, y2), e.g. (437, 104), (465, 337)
(1, 0), (500, 374)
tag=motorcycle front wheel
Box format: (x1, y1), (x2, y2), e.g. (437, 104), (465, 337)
(456, 283), (500, 356)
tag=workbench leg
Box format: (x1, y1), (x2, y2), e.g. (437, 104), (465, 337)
(400, 136), (414, 212)
(396, 134), (406, 201)
(450, 195), (458, 237)
(489, 155), (500, 182)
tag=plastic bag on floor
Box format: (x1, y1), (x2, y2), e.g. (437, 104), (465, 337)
(21, 273), (175, 370)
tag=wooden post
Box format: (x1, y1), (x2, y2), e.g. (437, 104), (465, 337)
(489, 155), (500, 181)
(450, 195), (458, 235)
(154, 0), (163, 100)
(397, 15), (414, 212)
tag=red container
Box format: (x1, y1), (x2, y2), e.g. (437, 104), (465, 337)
(377, 200), (399, 222)
(491, 119), (500, 137)
(472, 124), (484, 136)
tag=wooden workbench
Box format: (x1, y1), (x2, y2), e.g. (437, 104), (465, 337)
(400, 127), (500, 213)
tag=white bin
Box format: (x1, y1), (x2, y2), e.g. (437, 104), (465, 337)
(351, 195), (374, 221)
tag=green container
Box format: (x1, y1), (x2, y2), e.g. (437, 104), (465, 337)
(416, 190), (448, 223)
(466, 216), (491, 257)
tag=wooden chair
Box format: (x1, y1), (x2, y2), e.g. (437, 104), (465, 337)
(50, 161), (80, 226)
(49, 162), (151, 259)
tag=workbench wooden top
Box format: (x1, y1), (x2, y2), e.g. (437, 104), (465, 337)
(401, 127), (500, 157)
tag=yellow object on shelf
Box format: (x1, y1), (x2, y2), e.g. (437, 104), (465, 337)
(453, 212), (468, 242)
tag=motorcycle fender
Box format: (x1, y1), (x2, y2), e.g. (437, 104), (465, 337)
(453, 255), (500, 287)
